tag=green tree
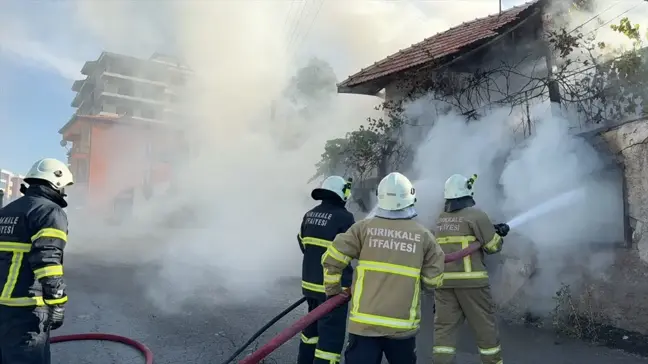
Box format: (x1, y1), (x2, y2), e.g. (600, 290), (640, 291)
(311, 100), (410, 186)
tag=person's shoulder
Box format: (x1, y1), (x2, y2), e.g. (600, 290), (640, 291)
(463, 206), (487, 218)
(31, 199), (67, 219)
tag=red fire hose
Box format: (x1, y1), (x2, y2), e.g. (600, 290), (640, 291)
(238, 242), (481, 364)
(50, 243), (481, 364)
(51, 333), (153, 364)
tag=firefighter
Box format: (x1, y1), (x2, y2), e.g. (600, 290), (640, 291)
(322, 172), (445, 364)
(0, 158), (74, 364)
(297, 176), (355, 364)
(432, 173), (510, 364)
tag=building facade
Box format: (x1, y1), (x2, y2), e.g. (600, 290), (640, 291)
(0, 169), (11, 204)
(0, 170), (24, 204)
(60, 52), (192, 214)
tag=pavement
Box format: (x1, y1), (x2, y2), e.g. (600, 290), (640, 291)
(52, 258), (646, 364)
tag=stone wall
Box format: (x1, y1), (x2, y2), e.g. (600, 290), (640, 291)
(585, 119), (648, 334)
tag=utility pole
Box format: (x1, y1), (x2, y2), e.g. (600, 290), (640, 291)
(499, 0), (502, 14)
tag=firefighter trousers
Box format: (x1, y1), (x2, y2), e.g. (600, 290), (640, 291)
(433, 286), (502, 364)
(0, 306), (52, 364)
(297, 296), (348, 364)
(344, 334), (416, 364)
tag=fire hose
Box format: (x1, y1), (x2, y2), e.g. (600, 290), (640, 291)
(237, 242), (482, 364)
(51, 242), (480, 364)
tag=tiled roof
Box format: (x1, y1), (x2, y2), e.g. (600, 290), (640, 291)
(338, 0), (541, 93)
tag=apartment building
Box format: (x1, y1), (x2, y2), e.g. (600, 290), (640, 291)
(0, 170), (24, 204)
(70, 51), (190, 124)
(0, 170), (10, 201)
(60, 51), (192, 213)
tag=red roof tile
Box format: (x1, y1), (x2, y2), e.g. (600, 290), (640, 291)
(338, 0), (541, 92)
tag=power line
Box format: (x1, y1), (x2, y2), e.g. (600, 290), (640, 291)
(568, 1), (621, 34)
(286, 0), (310, 53)
(581, 2), (645, 38)
(282, 0), (297, 34)
(291, 0), (325, 56)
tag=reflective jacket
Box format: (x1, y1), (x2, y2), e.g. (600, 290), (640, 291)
(0, 185), (69, 307)
(322, 217), (445, 338)
(434, 206), (502, 288)
(298, 200), (355, 299)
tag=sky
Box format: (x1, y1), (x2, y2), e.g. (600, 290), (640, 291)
(0, 0), (524, 175)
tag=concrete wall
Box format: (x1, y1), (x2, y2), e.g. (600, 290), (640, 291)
(586, 119), (648, 334)
(601, 119), (648, 262)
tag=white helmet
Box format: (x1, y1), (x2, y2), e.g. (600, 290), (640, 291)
(24, 158), (74, 190)
(376, 172), (416, 211)
(311, 176), (352, 201)
(444, 174), (477, 199)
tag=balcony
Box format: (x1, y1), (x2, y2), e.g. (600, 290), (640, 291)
(100, 92), (165, 106)
(102, 71), (167, 87)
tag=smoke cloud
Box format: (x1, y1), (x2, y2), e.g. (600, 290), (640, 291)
(407, 99), (624, 313)
(4, 0), (636, 315)
(19, 0), (512, 312)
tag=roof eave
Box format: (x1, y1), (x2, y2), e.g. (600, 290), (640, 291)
(336, 79), (387, 96)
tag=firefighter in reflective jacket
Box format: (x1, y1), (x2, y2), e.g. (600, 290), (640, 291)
(0, 158), (74, 364)
(297, 176), (355, 364)
(432, 174), (510, 364)
(323, 172), (445, 364)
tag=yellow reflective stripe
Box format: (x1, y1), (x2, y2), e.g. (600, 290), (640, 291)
(350, 312), (420, 329)
(303, 281), (348, 293)
(433, 346), (456, 354)
(31, 228), (67, 243)
(33, 265), (64, 280)
(437, 235), (477, 272)
(357, 260), (420, 278)
(0, 296), (45, 307)
(443, 271), (488, 279)
(0, 242), (31, 252)
(436, 235), (475, 244)
(1, 252), (24, 298)
(302, 281), (326, 293)
(315, 349), (341, 362)
(409, 273), (421, 324)
(483, 234), (502, 252)
(302, 237), (331, 248)
(1, 296), (68, 307)
(422, 273), (444, 288)
(461, 239), (472, 272)
(44, 296), (68, 305)
(352, 260), (422, 330)
(323, 268), (341, 284)
(324, 246), (351, 265)
(300, 334), (318, 344)
(479, 345), (501, 355)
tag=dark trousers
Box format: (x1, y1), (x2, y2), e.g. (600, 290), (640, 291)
(344, 334), (417, 364)
(298, 297), (348, 364)
(0, 306), (51, 364)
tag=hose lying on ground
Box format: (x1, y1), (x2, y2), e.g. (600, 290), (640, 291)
(238, 242), (482, 364)
(50, 297), (307, 364)
(219, 296), (307, 364)
(51, 243), (482, 364)
(51, 333), (154, 364)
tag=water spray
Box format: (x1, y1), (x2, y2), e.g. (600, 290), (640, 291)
(505, 188), (587, 229)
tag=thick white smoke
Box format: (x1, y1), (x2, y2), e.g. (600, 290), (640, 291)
(406, 100), (624, 314)
(9, 0), (510, 312)
(2, 0), (637, 315)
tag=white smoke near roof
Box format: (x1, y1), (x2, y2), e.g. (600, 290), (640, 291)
(406, 98), (624, 314)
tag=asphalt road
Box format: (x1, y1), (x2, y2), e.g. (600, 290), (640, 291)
(52, 258), (645, 364)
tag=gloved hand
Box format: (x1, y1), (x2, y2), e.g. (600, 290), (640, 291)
(49, 305), (65, 331)
(494, 223), (510, 237)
